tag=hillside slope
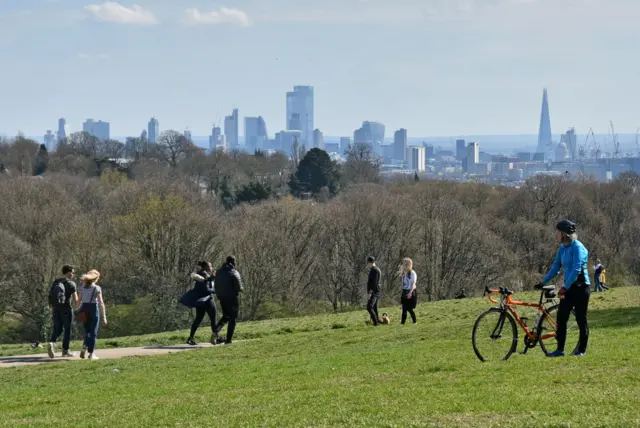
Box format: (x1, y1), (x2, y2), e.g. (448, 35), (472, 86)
(1, 287), (639, 427)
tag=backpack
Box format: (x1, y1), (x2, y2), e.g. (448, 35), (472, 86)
(48, 279), (68, 307)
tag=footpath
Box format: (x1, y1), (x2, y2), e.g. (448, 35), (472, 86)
(0, 343), (223, 368)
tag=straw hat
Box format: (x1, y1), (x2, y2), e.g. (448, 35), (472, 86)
(81, 269), (101, 283)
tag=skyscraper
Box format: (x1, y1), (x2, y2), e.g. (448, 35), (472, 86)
(456, 139), (466, 161)
(245, 116), (268, 152)
(393, 129), (408, 163)
(407, 147), (426, 172)
(286, 86), (314, 147)
(340, 137), (352, 150)
(83, 119), (110, 141)
(313, 129), (324, 150)
(561, 127), (577, 161)
(57, 118), (67, 143)
(209, 126), (225, 152)
(536, 88), (552, 160)
(224, 109), (239, 149)
(44, 130), (56, 151)
(465, 142), (480, 173)
(354, 121), (385, 155)
(148, 117), (159, 144)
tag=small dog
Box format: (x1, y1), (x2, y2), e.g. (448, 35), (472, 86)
(379, 313), (391, 325)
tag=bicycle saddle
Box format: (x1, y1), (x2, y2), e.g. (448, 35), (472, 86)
(542, 285), (555, 291)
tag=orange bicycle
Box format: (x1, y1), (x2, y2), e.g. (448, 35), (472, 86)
(472, 285), (576, 362)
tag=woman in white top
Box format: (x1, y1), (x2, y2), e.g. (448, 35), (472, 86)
(78, 269), (107, 360)
(399, 258), (418, 324)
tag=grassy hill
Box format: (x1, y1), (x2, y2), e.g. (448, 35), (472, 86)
(1, 287), (639, 427)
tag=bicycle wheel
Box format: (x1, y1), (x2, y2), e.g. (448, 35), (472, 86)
(538, 304), (579, 356)
(472, 308), (518, 362)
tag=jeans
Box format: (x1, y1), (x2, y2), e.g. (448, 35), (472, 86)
(82, 303), (100, 354)
(556, 284), (590, 354)
(367, 294), (380, 325)
(216, 298), (239, 343)
(401, 290), (417, 324)
(593, 278), (609, 292)
(49, 307), (73, 351)
(190, 299), (218, 338)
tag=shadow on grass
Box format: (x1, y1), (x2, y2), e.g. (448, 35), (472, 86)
(590, 307), (640, 329)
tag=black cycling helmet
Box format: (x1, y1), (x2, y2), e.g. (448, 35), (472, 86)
(556, 220), (576, 235)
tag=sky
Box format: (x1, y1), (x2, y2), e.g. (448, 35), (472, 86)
(0, 0), (639, 138)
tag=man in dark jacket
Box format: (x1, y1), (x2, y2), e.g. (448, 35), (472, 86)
(47, 265), (79, 358)
(214, 256), (244, 344)
(366, 256), (382, 326)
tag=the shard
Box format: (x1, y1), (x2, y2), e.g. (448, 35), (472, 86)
(536, 88), (552, 160)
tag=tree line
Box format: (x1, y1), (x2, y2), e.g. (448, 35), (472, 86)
(1, 131), (639, 343)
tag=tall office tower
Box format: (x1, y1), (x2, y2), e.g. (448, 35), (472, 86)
(148, 117), (159, 143)
(456, 139), (466, 161)
(465, 141), (480, 173)
(313, 129), (324, 150)
(354, 121), (385, 155)
(224, 108), (239, 149)
(44, 130), (56, 151)
(561, 127), (577, 161)
(394, 129), (408, 163)
(245, 116), (268, 152)
(209, 126), (225, 152)
(406, 146), (426, 172)
(536, 88), (552, 160)
(83, 119), (110, 141)
(141, 129), (148, 140)
(286, 86), (314, 147)
(57, 118), (67, 143)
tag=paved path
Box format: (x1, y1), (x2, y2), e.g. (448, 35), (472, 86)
(0, 343), (226, 368)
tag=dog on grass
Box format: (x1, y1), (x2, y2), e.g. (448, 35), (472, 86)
(366, 313), (391, 325)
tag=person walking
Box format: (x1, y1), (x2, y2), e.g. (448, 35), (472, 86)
(536, 220), (591, 357)
(180, 261), (222, 346)
(77, 270), (107, 360)
(214, 256), (244, 345)
(47, 265), (79, 358)
(593, 259), (609, 292)
(399, 257), (418, 325)
(366, 256), (382, 326)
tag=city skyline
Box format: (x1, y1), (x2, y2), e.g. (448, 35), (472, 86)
(1, 0), (638, 137)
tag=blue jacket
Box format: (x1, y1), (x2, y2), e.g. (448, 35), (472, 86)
(542, 239), (591, 289)
(179, 270), (214, 308)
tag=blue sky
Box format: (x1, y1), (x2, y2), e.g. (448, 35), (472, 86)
(0, 0), (638, 138)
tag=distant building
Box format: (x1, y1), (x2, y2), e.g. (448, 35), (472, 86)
(340, 137), (352, 150)
(224, 108), (239, 149)
(555, 142), (569, 161)
(44, 130), (56, 151)
(517, 152), (533, 162)
(209, 126), (225, 152)
(465, 142), (479, 173)
(424, 144), (435, 158)
(354, 121), (385, 155)
(141, 129), (148, 140)
(561, 128), (577, 161)
(394, 129), (408, 164)
(184, 129), (192, 141)
(532, 152), (546, 162)
(313, 129), (324, 150)
(57, 118), (67, 144)
(456, 139), (466, 161)
(407, 146), (426, 172)
(276, 130), (303, 155)
(148, 117), (159, 144)
(536, 88), (552, 161)
(286, 86), (314, 147)
(83, 119), (110, 141)
(245, 116), (268, 152)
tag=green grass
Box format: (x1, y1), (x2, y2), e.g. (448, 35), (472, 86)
(1, 287), (639, 427)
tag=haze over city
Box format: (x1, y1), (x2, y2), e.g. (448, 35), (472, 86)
(1, 0), (639, 138)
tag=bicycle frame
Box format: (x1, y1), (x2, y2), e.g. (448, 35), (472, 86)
(486, 288), (557, 342)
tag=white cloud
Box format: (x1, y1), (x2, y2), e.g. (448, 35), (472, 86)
(182, 7), (251, 27)
(84, 2), (158, 25)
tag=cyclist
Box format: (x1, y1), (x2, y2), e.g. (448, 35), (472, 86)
(536, 220), (591, 357)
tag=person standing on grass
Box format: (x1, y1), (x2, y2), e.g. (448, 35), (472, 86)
(366, 256), (382, 326)
(593, 260), (609, 292)
(536, 220), (591, 357)
(214, 256), (244, 345)
(181, 261), (223, 346)
(399, 257), (418, 325)
(77, 270), (107, 360)
(47, 265), (79, 358)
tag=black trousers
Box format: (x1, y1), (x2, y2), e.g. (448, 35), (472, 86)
(189, 299), (218, 338)
(49, 307), (73, 351)
(401, 290), (417, 324)
(216, 297), (239, 343)
(556, 284), (590, 354)
(367, 294), (380, 325)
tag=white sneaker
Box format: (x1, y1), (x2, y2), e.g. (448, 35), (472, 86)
(80, 346), (87, 359)
(88, 353), (99, 360)
(47, 342), (56, 358)
(61, 351), (76, 358)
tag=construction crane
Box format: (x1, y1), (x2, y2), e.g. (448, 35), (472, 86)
(611, 120), (621, 158)
(579, 127), (596, 161)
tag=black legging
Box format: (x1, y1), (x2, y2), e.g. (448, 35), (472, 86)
(556, 284), (590, 354)
(216, 298), (239, 343)
(189, 298), (218, 338)
(367, 294), (380, 325)
(401, 290), (417, 324)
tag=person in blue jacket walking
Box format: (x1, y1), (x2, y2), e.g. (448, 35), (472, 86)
(536, 220), (591, 357)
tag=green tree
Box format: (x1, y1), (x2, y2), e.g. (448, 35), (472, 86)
(33, 144), (49, 176)
(289, 148), (340, 197)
